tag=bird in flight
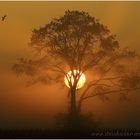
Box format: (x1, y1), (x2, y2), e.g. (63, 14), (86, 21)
(1, 15), (7, 21)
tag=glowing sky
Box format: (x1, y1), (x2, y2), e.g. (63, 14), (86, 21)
(0, 1), (140, 129)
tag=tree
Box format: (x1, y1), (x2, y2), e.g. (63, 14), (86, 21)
(13, 10), (140, 128)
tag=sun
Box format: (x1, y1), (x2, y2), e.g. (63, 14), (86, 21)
(64, 70), (86, 89)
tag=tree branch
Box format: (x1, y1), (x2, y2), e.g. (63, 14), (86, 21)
(82, 87), (140, 101)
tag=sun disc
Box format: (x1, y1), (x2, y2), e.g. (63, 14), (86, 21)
(64, 70), (86, 89)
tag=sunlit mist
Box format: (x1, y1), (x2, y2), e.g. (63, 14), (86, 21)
(1, 1), (140, 132)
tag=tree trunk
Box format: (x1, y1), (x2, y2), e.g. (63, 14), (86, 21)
(70, 88), (77, 116)
(69, 87), (79, 129)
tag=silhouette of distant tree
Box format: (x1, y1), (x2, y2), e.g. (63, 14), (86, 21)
(13, 10), (140, 127)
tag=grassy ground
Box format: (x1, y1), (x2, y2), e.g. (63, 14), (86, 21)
(0, 129), (140, 138)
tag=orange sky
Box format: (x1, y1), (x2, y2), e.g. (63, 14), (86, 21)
(0, 2), (140, 67)
(1, 1), (140, 68)
(0, 1), (140, 129)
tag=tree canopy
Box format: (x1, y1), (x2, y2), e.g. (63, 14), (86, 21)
(30, 10), (119, 72)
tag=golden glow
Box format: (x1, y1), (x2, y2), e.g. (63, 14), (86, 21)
(64, 70), (86, 89)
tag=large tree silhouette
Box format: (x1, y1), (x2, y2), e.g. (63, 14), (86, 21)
(13, 10), (140, 128)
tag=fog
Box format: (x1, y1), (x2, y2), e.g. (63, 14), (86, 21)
(0, 1), (140, 130)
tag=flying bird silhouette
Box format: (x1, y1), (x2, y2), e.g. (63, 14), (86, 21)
(1, 15), (7, 21)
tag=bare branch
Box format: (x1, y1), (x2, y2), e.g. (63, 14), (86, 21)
(82, 87), (140, 101)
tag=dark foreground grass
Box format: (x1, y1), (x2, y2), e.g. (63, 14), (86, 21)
(0, 129), (140, 138)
